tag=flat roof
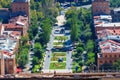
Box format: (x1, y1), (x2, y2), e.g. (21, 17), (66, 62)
(96, 22), (120, 27)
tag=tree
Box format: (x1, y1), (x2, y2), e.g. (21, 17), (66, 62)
(86, 40), (94, 52)
(34, 43), (43, 59)
(18, 48), (29, 68)
(113, 59), (120, 69)
(21, 36), (29, 45)
(70, 17), (79, 42)
(40, 18), (52, 44)
(32, 56), (39, 65)
(76, 47), (84, 53)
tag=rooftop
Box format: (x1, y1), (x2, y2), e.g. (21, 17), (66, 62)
(94, 15), (112, 26)
(0, 35), (18, 57)
(9, 15), (28, 26)
(9, 31), (21, 39)
(97, 29), (120, 40)
(96, 22), (120, 27)
(4, 23), (23, 29)
(99, 40), (120, 53)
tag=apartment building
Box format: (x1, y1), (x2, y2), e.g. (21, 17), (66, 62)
(98, 40), (120, 69)
(94, 19), (120, 70)
(0, 33), (20, 74)
(0, 0), (30, 75)
(92, 0), (110, 16)
(4, 15), (28, 36)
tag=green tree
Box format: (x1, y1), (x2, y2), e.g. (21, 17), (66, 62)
(113, 59), (120, 69)
(86, 40), (94, 52)
(18, 48), (29, 68)
(32, 56), (39, 65)
(76, 47), (84, 53)
(34, 43), (43, 59)
(70, 17), (79, 42)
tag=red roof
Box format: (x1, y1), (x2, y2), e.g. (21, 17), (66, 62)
(3, 50), (13, 57)
(11, 31), (21, 36)
(4, 23), (22, 29)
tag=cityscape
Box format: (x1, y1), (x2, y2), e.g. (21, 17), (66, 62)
(0, 0), (120, 80)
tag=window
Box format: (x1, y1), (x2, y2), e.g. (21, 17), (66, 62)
(109, 55), (112, 58)
(105, 55), (107, 58)
(100, 61), (103, 63)
(109, 60), (112, 63)
(119, 55), (120, 57)
(105, 61), (107, 63)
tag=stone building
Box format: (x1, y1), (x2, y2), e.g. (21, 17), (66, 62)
(11, 0), (30, 16)
(92, 0), (110, 16)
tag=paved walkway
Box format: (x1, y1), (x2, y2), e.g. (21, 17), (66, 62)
(43, 30), (54, 70)
(66, 51), (72, 70)
(43, 14), (72, 73)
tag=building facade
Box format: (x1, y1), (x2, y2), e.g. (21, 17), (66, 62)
(92, 0), (110, 16)
(11, 0), (30, 16)
(97, 40), (120, 70)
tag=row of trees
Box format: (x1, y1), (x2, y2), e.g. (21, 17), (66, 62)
(29, 0), (59, 72)
(16, 36), (30, 68)
(65, 7), (95, 72)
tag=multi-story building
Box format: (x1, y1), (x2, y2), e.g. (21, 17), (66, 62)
(96, 24), (120, 70)
(0, 50), (16, 74)
(11, 0), (30, 17)
(0, 0), (30, 75)
(4, 15), (28, 36)
(98, 40), (120, 70)
(92, 0), (110, 16)
(0, 33), (20, 74)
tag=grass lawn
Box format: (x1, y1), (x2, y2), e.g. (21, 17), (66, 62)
(51, 56), (66, 61)
(54, 36), (68, 41)
(53, 52), (66, 56)
(53, 42), (64, 45)
(50, 62), (66, 69)
(51, 52), (66, 61)
(53, 45), (63, 48)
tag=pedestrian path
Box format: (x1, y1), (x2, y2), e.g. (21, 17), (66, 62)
(43, 14), (72, 73)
